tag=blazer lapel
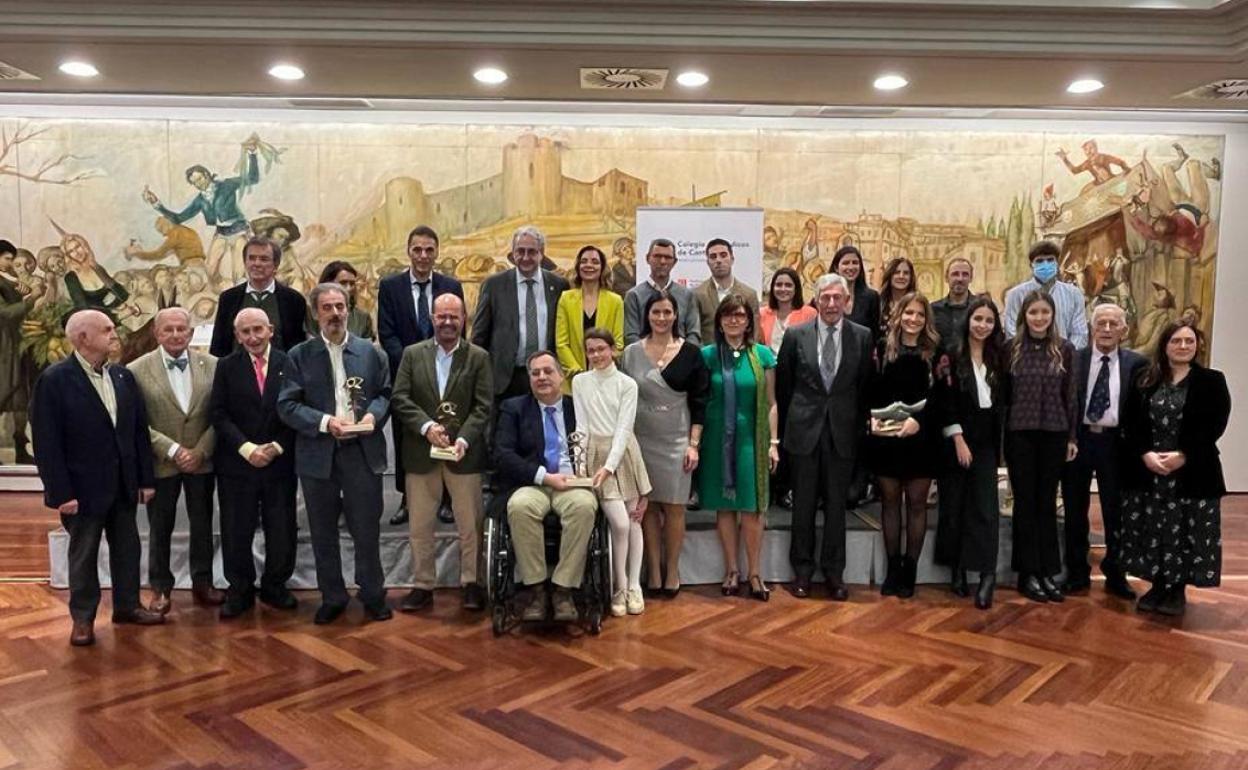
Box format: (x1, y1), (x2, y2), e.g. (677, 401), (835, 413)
(70, 360), (114, 429)
(399, 275), (419, 339)
(187, 352), (211, 414)
(107, 365), (128, 428)
(146, 352), (182, 414)
(829, 324), (856, 391)
(261, 352), (282, 409)
(421, 343), (439, 399)
(443, 341), (468, 400)
(800, 324), (825, 392)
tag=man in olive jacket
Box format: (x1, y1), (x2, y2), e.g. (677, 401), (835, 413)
(391, 293), (493, 612)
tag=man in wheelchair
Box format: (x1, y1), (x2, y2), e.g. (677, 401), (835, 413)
(492, 351), (599, 623)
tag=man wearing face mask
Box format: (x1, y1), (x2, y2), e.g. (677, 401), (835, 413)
(1003, 241), (1088, 349)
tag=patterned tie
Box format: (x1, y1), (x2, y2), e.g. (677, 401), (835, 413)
(821, 324), (839, 390)
(253, 355), (267, 395)
(415, 281), (432, 339)
(249, 290), (271, 303)
(1086, 354), (1112, 422)
(524, 279), (539, 356)
(543, 406), (561, 473)
(166, 357), (188, 371)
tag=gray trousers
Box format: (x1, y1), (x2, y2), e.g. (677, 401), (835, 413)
(63, 491), (143, 622)
(301, 442), (385, 608)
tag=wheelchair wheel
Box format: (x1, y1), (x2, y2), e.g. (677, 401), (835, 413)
(483, 517), (498, 604)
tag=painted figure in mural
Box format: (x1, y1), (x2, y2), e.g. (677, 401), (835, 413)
(253, 208), (317, 294)
(1135, 282), (1178, 355)
(53, 222), (134, 323)
(1056, 140), (1130, 192)
(1039, 183), (1061, 229)
(608, 236), (636, 295)
(0, 240), (34, 463)
(5, 248), (46, 307)
(124, 217), (208, 268)
(35, 246), (66, 310)
(800, 218), (820, 267)
(1127, 146), (1216, 261)
(762, 225), (783, 264)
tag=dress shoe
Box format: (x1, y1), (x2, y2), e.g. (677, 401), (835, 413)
(880, 556), (902, 597)
(400, 588), (434, 612)
(259, 587), (299, 610)
(519, 589), (548, 622)
(70, 620), (95, 646)
(974, 573), (996, 610)
(1018, 575), (1049, 603)
(1039, 576), (1064, 603)
(220, 594), (255, 619)
(1136, 585), (1164, 613)
(112, 607), (166, 625)
(951, 568), (969, 598)
(389, 504), (409, 527)
(1103, 575), (1137, 600)
(897, 556), (917, 600)
(313, 603), (347, 625)
(192, 582), (226, 607)
(1154, 585), (1187, 617)
(149, 591), (172, 615)
(436, 503), (455, 525)
(1062, 575), (1092, 594)
(780, 490), (794, 510)
(363, 601), (393, 622)
(462, 583), (486, 611)
(551, 589), (578, 622)
(826, 581), (850, 602)
(790, 577), (811, 599)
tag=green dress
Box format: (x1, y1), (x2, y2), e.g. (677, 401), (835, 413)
(698, 343), (776, 512)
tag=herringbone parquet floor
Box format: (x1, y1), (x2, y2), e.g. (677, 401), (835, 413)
(1, 494), (1246, 770)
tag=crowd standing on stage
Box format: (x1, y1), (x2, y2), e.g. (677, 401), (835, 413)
(30, 224), (1231, 646)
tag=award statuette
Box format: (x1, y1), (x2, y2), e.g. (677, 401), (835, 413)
(339, 376), (374, 434)
(565, 430), (595, 487)
(429, 401), (462, 461)
(870, 399), (926, 437)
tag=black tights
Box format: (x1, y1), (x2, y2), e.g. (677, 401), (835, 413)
(878, 476), (932, 559)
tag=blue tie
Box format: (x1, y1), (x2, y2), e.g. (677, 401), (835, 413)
(166, 357), (188, 371)
(415, 281), (433, 339)
(543, 406), (561, 473)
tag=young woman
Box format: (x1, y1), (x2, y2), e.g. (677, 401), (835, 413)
(573, 327), (652, 617)
(933, 296), (1008, 609)
(1119, 320), (1231, 617)
(312, 260), (375, 340)
(556, 245), (625, 392)
(699, 294), (780, 601)
(1005, 290), (1077, 604)
(760, 267), (817, 354)
(621, 293), (708, 598)
(830, 245), (880, 334)
(878, 256), (917, 338)
(865, 292), (943, 598)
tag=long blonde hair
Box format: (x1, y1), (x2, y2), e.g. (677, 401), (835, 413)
(1010, 290), (1066, 373)
(883, 291), (940, 363)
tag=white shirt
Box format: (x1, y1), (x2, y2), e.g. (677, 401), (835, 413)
(514, 269), (547, 365)
(533, 397), (574, 484)
(571, 364), (639, 474)
(317, 333), (353, 432)
(245, 279), (277, 296)
(715, 278), (734, 303)
(419, 340), (469, 448)
(1084, 347), (1122, 427)
(75, 351), (116, 427)
(160, 346), (193, 458)
(972, 360), (993, 409)
(816, 317), (843, 375)
(410, 269), (433, 319)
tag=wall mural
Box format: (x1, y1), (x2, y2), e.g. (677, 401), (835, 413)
(0, 119), (1224, 464)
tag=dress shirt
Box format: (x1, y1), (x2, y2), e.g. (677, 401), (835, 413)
(239, 344), (285, 461)
(410, 268), (432, 315)
(943, 359), (994, 437)
(816, 317), (844, 374)
(1084, 347), (1121, 427)
(533, 397), (574, 485)
(75, 351), (117, 427)
(515, 268), (547, 365)
(160, 346), (193, 458)
(317, 333), (353, 433)
(715, 279), (733, 303)
(245, 279), (277, 298)
(419, 340), (468, 448)
(1002, 278), (1088, 349)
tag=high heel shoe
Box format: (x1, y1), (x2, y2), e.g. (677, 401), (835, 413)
(974, 573), (996, 610)
(897, 556), (916, 599)
(662, 585), (682, 600)
(721, 571), (740, 596)
(881, 555), (902, 597)
(951, 568), (969, 598)
(1039, 575), (1064, 603)
(748, 574), (770, 602)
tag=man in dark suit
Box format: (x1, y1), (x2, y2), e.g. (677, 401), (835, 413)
(776, 273), (873, 601)
(377, 225), (465, 525)
(493, 351), (597, 623)
(278, 282), (393, 624)
(391, 294), (492, 612)
(209, 236), (307, 357)
(1060, 301), (1147, 598)
(31, 309), (165, 646)
(210, 307), (299, 619)
(471, 226), (570, 403)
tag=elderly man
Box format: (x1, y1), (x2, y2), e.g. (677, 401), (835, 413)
(623, 238), (700, 345)
(128, 307), (222, 613)
(391, 293), (492, 612)
(32, 310), (164, 646)
(1003, 240), (1088, 349)
(209, 236), (307, 357)
(279, 283), (392, 624)
(692, 238), (759, 344)
(472, 226), (570, 403)
(931, 258), (974, 344)
(493, 350), (597, 622)
(210, 308), (298, 618)
(1060, 302), (1147, 598)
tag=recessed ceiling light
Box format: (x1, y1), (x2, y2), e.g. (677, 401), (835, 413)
(676, 71), (709, 88)
(474, 67), (508, 85)
(873, 74), (908, 91)
(268, 64), (305, 81)
(58, 61), (98, 78)
(1067, 78), (1104, 94)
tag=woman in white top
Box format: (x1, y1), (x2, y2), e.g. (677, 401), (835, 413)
(574, 327), (653, 617)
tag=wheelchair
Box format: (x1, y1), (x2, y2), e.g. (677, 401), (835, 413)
(482, 493), (612, 636)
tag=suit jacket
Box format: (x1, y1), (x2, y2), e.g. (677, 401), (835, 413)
(1121, 364), (1231, 499)
(210, 348), (295, 480)
(846, 284), (881, 339)
(693, 278), (760, 345)
(277, 334), (392, 480)
(471, 268), (569, 395)
(128, 347), (217, 478)
(554, 287), (625, 389)
(209, 281), (308, 358)
(377, 270), (464, 375)
(1072, 346), (1148, 431)
(776, 317), (873, 458)
(493, 394), (576, 498)
(391, 339), (493, 475)
(31, 357), (155, 514)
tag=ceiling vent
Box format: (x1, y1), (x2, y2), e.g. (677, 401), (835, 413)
(0, 61), (39, 81)
(580, 68), (668, 91)
(286, 97), (374, 110)
(1176, 79), (1248, 100)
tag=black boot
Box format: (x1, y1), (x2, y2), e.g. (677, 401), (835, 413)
(881, 555), (902, 597)
(1136, 583), (1164, 613)
(974, 572), (996, 610)
(950, 567), (969, 598)
(897, 556), (916, 599)
(1155, 584), (1187, 617)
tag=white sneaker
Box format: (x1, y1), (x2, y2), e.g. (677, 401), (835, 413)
(626, 588), (644, 615)
(610, 590), (627, 617)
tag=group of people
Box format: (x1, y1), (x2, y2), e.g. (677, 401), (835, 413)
(31, 223), (1230, 648)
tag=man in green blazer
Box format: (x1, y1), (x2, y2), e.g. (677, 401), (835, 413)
(693, 238), (760, 345)
(391, 293), (493, 612)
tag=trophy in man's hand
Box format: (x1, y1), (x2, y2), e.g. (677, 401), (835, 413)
(339, 376), (374, 434)
(429, 400), (462, 461)
(565, 430), (595, 487)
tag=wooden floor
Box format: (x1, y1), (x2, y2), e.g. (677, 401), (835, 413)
(1, 493), (1246, 769)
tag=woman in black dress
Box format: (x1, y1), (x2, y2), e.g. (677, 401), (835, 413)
(1119, 320), (1231, 617)
(830, 245), (880, 336)
(933, 296), (1008, 609)
(878, 256), (916, 338)
(865, 291), (943, 598)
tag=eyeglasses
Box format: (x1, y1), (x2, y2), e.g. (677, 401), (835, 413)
(722, 311), (750, 320)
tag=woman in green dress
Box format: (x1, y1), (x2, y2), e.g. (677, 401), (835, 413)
(699, 293), (780, 601)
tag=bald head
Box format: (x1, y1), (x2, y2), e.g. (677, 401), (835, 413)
(234, 307), (274, 357)
(433, 291), (465, 347)
(64, 310), (116, 367)
(234, 307), (270, 331)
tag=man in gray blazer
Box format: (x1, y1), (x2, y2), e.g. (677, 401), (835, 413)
(278, 282), (393, 625)
(776, 273), (873, 601)
(623, 238), (700, 345)
(471, 225), (570, 403)
(128, 307), (222, 613)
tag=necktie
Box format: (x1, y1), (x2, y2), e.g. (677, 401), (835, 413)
(415, 281), (432, 338)
(1086, 354), (1112, 422)
(524, 278), (539, 356)
(543, 405), (561, 473)
(166, 357), (188, 371)
(249, 290), (271, 303)
(820, 324), (838, 390)
(253, 355), (267, 395)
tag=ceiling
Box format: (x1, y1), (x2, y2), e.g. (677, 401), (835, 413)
(1, 0), (1246, 113)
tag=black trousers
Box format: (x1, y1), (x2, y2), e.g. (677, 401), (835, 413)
(934, 409), (1000, 573)
(146, 472), (216, 592)
(302, 442), (385, 608)
(62, 493), (143, 623)
(789, 428), (854, 581)
(1005, 430), (1066, 576)
(391, 417), (406, 495)
(1061, 426), (1126, 581)
(219, 471), (297, 599)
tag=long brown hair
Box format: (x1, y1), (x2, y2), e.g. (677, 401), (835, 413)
(1138, 318), (1203, 388)
(883, 291), (939, 363)
(1010, 290), (1065, 374)
(878, 256), (916, 326)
